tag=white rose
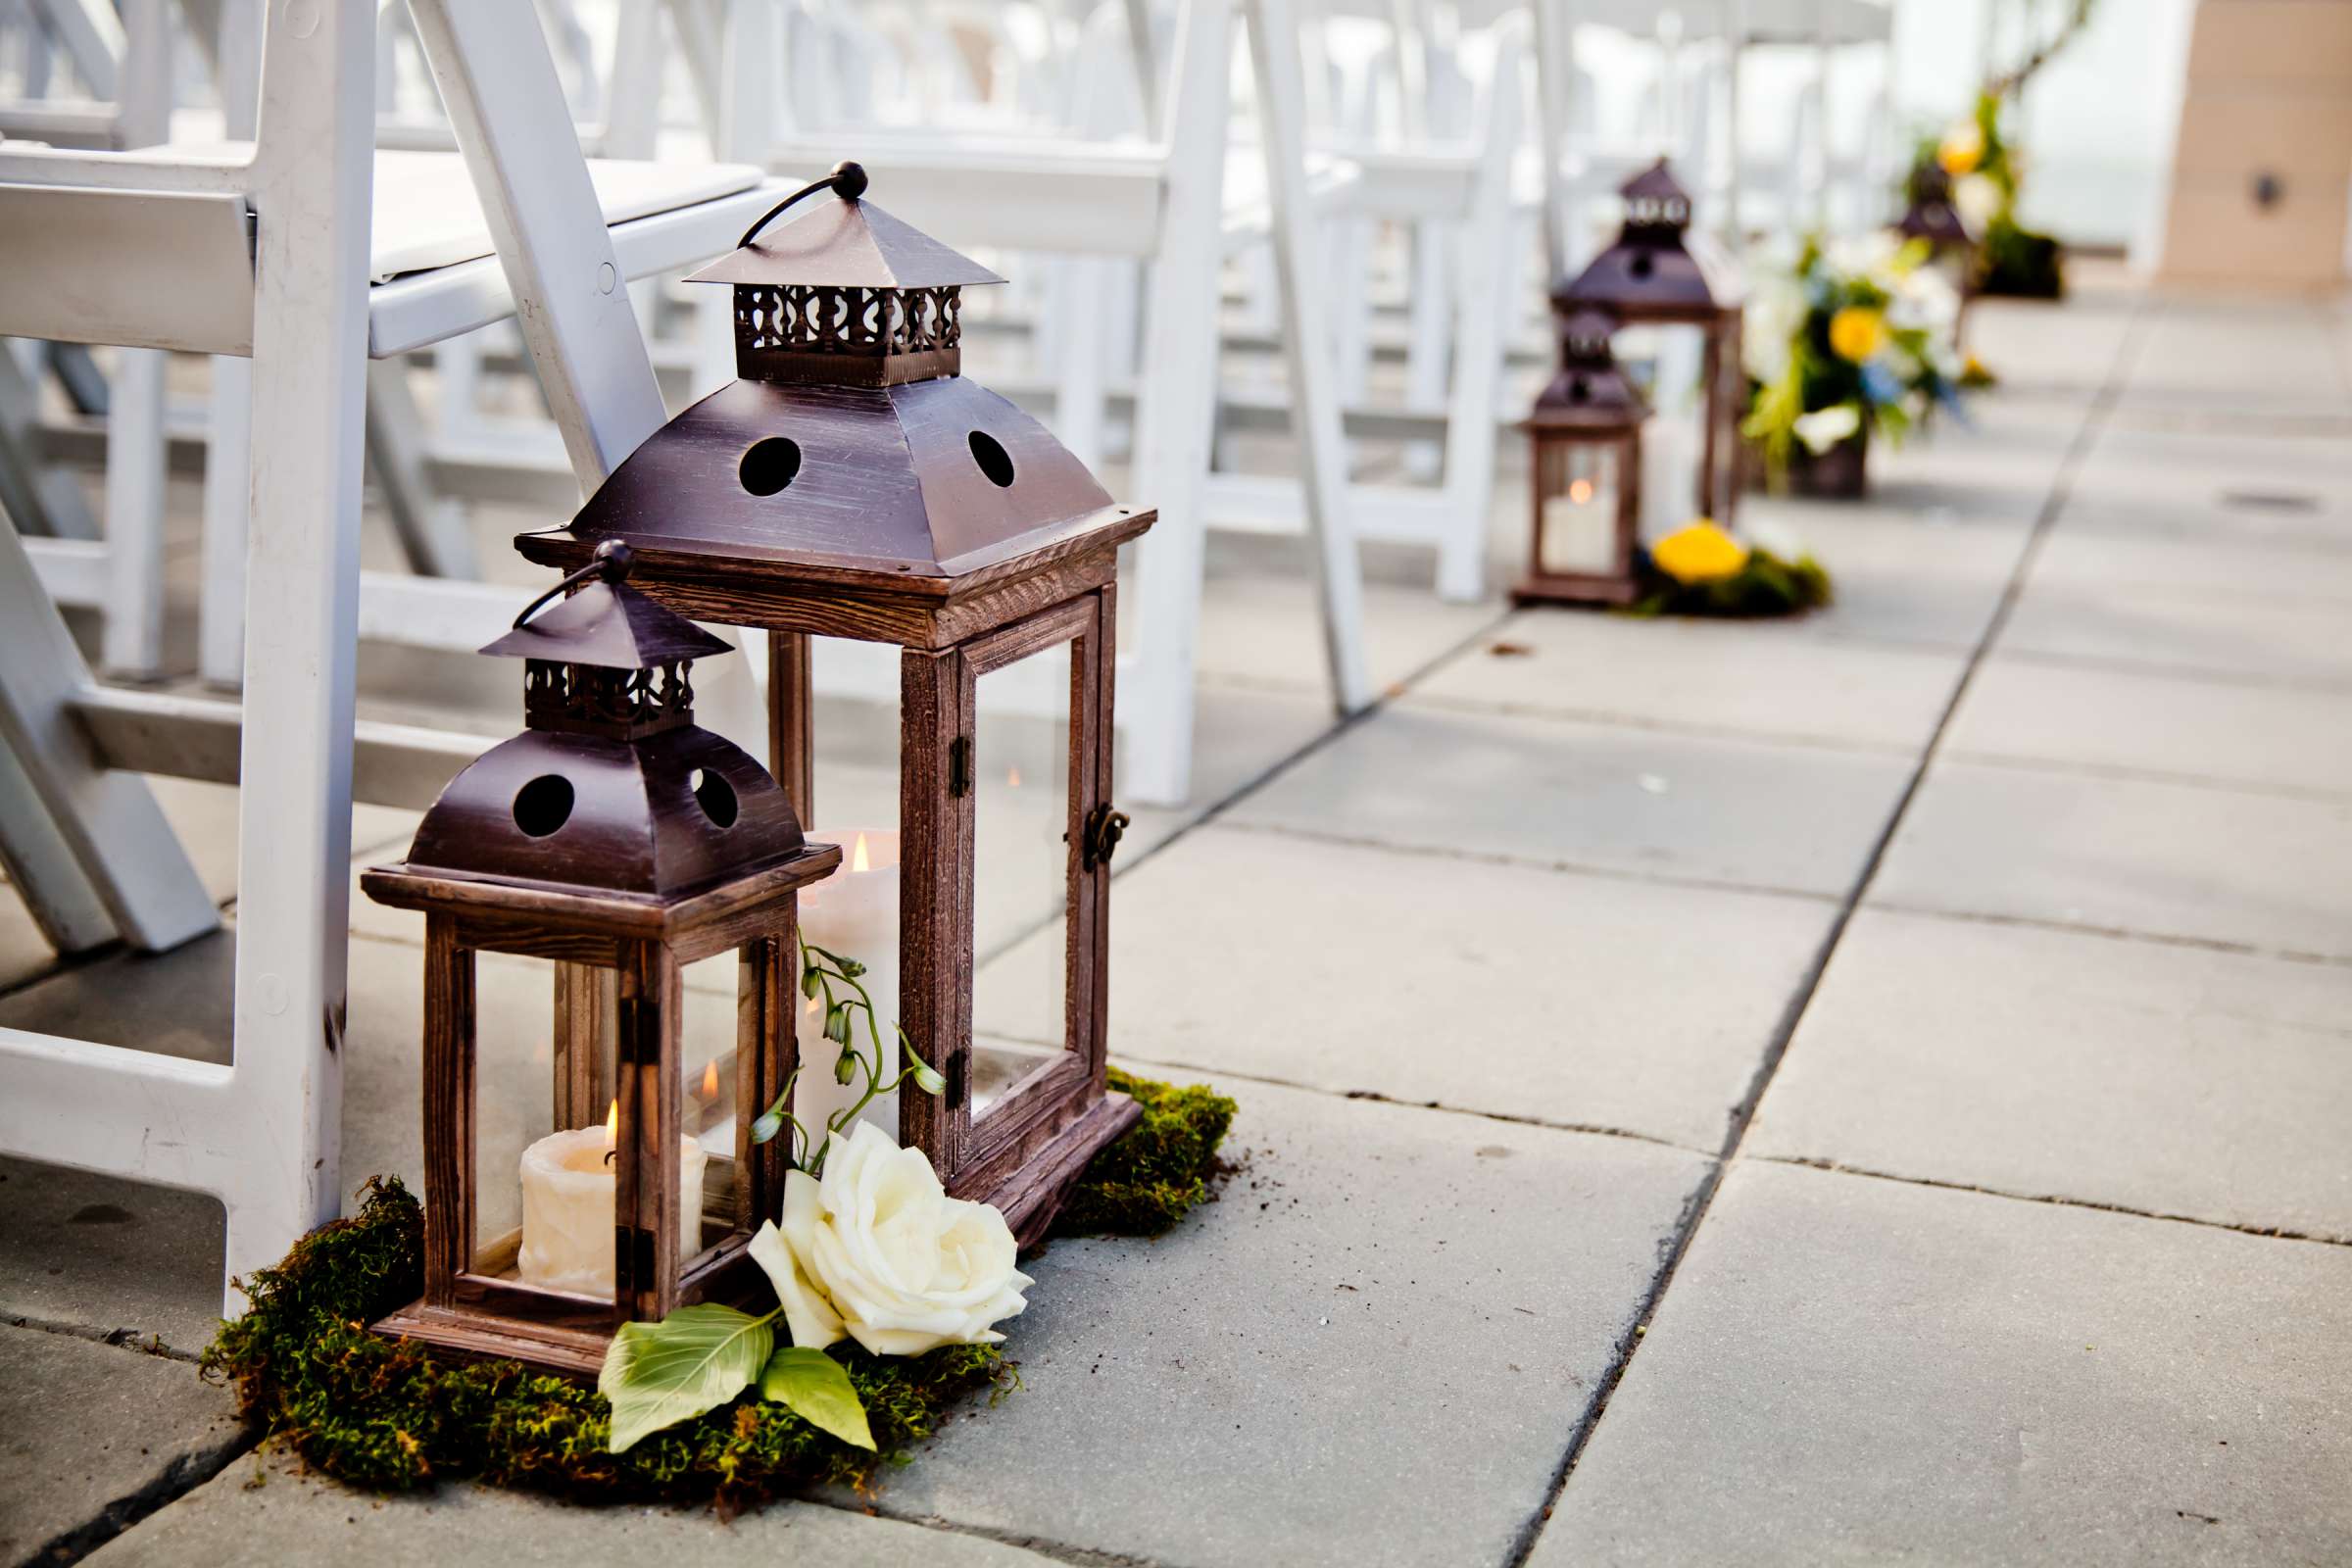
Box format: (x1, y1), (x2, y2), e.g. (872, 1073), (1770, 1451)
(749, 1120), (1032, 1356)
(1742, 274), (1806, 384)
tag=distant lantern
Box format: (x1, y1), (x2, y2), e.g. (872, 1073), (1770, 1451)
(363, 543), (840, 1375)
(1897, 161), (1978, 348)
(515, 164), (1150, 1245)
(1554, 158), (1744, 525)
(1517, 305), (1648, 607)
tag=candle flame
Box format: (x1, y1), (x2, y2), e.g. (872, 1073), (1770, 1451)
(1568, 477), (1595, 505)
(852, 832), (871, 874)
(701, 1061), (719, 1101)
(1007, 765), (1022, 788)
(604, 1100), (618, 1145)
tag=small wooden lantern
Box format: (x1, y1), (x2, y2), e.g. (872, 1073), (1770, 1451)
(514, 164), (1150, 1246)
(1554, 158), (1744, 526)
(1898, 162), (1978, 348)
(363, 543), (841, 1375)
(1516, 305), (1648, 607)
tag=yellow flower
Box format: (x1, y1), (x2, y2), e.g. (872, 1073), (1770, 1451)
(1652, 520), (1750, 585)
(1937, 122), (1984, 175)
(1828, 306), (1887, 364)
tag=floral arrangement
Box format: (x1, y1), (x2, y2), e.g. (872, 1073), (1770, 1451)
(1631, 519), (1832, 619)
(1924, 92), (2062, 301)
(202, 940), (1239, 1511)
(1740, 232), (1964, 486)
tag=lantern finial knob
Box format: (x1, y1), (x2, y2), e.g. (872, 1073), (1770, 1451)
(592, 539), (635, 582)
(830, 160), (868, 202)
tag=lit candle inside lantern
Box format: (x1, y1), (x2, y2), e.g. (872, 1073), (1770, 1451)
(1541, 469), (1619, 574)
(796, 829), (901, 1158)
(515, 1100), (709, 1297)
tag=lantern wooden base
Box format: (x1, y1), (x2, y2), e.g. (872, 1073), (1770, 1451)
(959, 1089), (1144, 1250)
(372, 1229), (777, 1379)
(1511, 571), (1643, 609)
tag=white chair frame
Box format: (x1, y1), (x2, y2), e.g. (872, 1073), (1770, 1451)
(0, 0), (768, 1311)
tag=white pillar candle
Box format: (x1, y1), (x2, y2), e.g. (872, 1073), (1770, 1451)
(796, 829), (901, 1162)
(515, 1114), (709, 1298)
(1540, 478), (1619, 573)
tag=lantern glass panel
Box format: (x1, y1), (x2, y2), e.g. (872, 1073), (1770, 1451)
(1537, 440), (1626, 575)
(970, 637), (1078, 1123)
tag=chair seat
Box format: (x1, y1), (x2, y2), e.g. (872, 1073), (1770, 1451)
(368, 150), (762, 281)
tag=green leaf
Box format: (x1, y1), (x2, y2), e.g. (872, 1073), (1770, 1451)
(760, 1346), (875, 1450)
(598, 1303), (773, 1453)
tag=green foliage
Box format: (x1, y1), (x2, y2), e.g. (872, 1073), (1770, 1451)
(751, 942), (943, 1172)
(201, 1178), (1008, 1508)
(600, 1303), (776, 1454)
(1629, 549), (1834, 621)
(760, 1347), (874, 1450)
(1051, 1069), (1238, 1238)
(204, 1068), (1238, 1508)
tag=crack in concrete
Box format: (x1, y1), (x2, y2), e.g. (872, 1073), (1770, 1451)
(4, 1311), (206, 1365)
(1495, 298), (2161, 1568)
(1745, 1154), (2352, 1249)
(1860, 899), (2352, 971)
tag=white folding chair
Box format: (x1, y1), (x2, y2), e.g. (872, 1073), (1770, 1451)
(760, 0), (1372, 808)
(1205, 2), (1528, 605)
(0, 0), (780, 1311)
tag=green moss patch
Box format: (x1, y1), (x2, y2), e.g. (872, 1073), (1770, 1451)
(1629, 549), (1834, 620)
(1051, 1069), (1238, 1238)
(203, 1070), (1232, 1510)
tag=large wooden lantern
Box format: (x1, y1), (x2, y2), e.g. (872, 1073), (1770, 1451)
(362, 543), (841, 1374)
(1555, 158), (1744, 525)
(514, 164), (1151, 1246)
(1516, 305), (1648, 607)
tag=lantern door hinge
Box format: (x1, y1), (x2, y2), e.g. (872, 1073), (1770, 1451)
(949, 736), (973, 798)
(1081, 803), (1130, 871)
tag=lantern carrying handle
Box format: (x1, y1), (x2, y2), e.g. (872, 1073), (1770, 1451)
(738, 160), (869, 250)
(511, 540), (634, 630)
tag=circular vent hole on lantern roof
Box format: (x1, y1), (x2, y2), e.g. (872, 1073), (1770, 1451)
(968, 429), (1016, 487)
(1568, 375), (1591, 403)
(691, 767), (738, 829)
(514, 774), (574, 838)
(739, 436), (803, 497)
(1627, 251), (1655, 280)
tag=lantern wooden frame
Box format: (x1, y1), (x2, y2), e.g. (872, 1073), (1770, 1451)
(362, 856), (834, 1375)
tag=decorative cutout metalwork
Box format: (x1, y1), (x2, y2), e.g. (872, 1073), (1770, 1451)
(733, 284), (963, 356)
(522, 658), (696, 737)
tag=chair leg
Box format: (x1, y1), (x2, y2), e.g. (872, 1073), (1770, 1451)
(0, 729), (117, 956)
(1124, 0), (1238, 808)
(216, 0), (381, 1306)
(365, 358), (479, 579)
(1247, 0), (1371, 714)
(100, 347), (168, 681)
(0, 340), (99, 543)
(197, 354), (250, 688)
(0, 510), (217, 953)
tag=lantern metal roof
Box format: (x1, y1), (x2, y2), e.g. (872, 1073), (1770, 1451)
(515, 163), (1150, 599)
(1553, 158), (1740, 321)
(683, 196), (1004, 292)
(1530, 305), (1647, 434)
(387, 545), (822, 908)
(1898, 166), (1974, 254)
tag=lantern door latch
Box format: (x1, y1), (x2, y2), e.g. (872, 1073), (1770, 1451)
(1081, 803), (1130, 870)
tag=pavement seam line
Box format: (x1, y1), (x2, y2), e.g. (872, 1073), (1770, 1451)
(1859, 898), (2352, 971)
(1495, 297), (2161, 1568)
(4, 1310), (206, 1365)
(1745, 1154), (2352, 1249)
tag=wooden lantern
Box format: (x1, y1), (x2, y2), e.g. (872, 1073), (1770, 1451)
(1516, 305), (1648, 607)
(1554, 158), (1744, 526)
(514, 164), (1151, 1246)
(1898, 162), (1979, 350)
(362, 544), (841, 1375)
